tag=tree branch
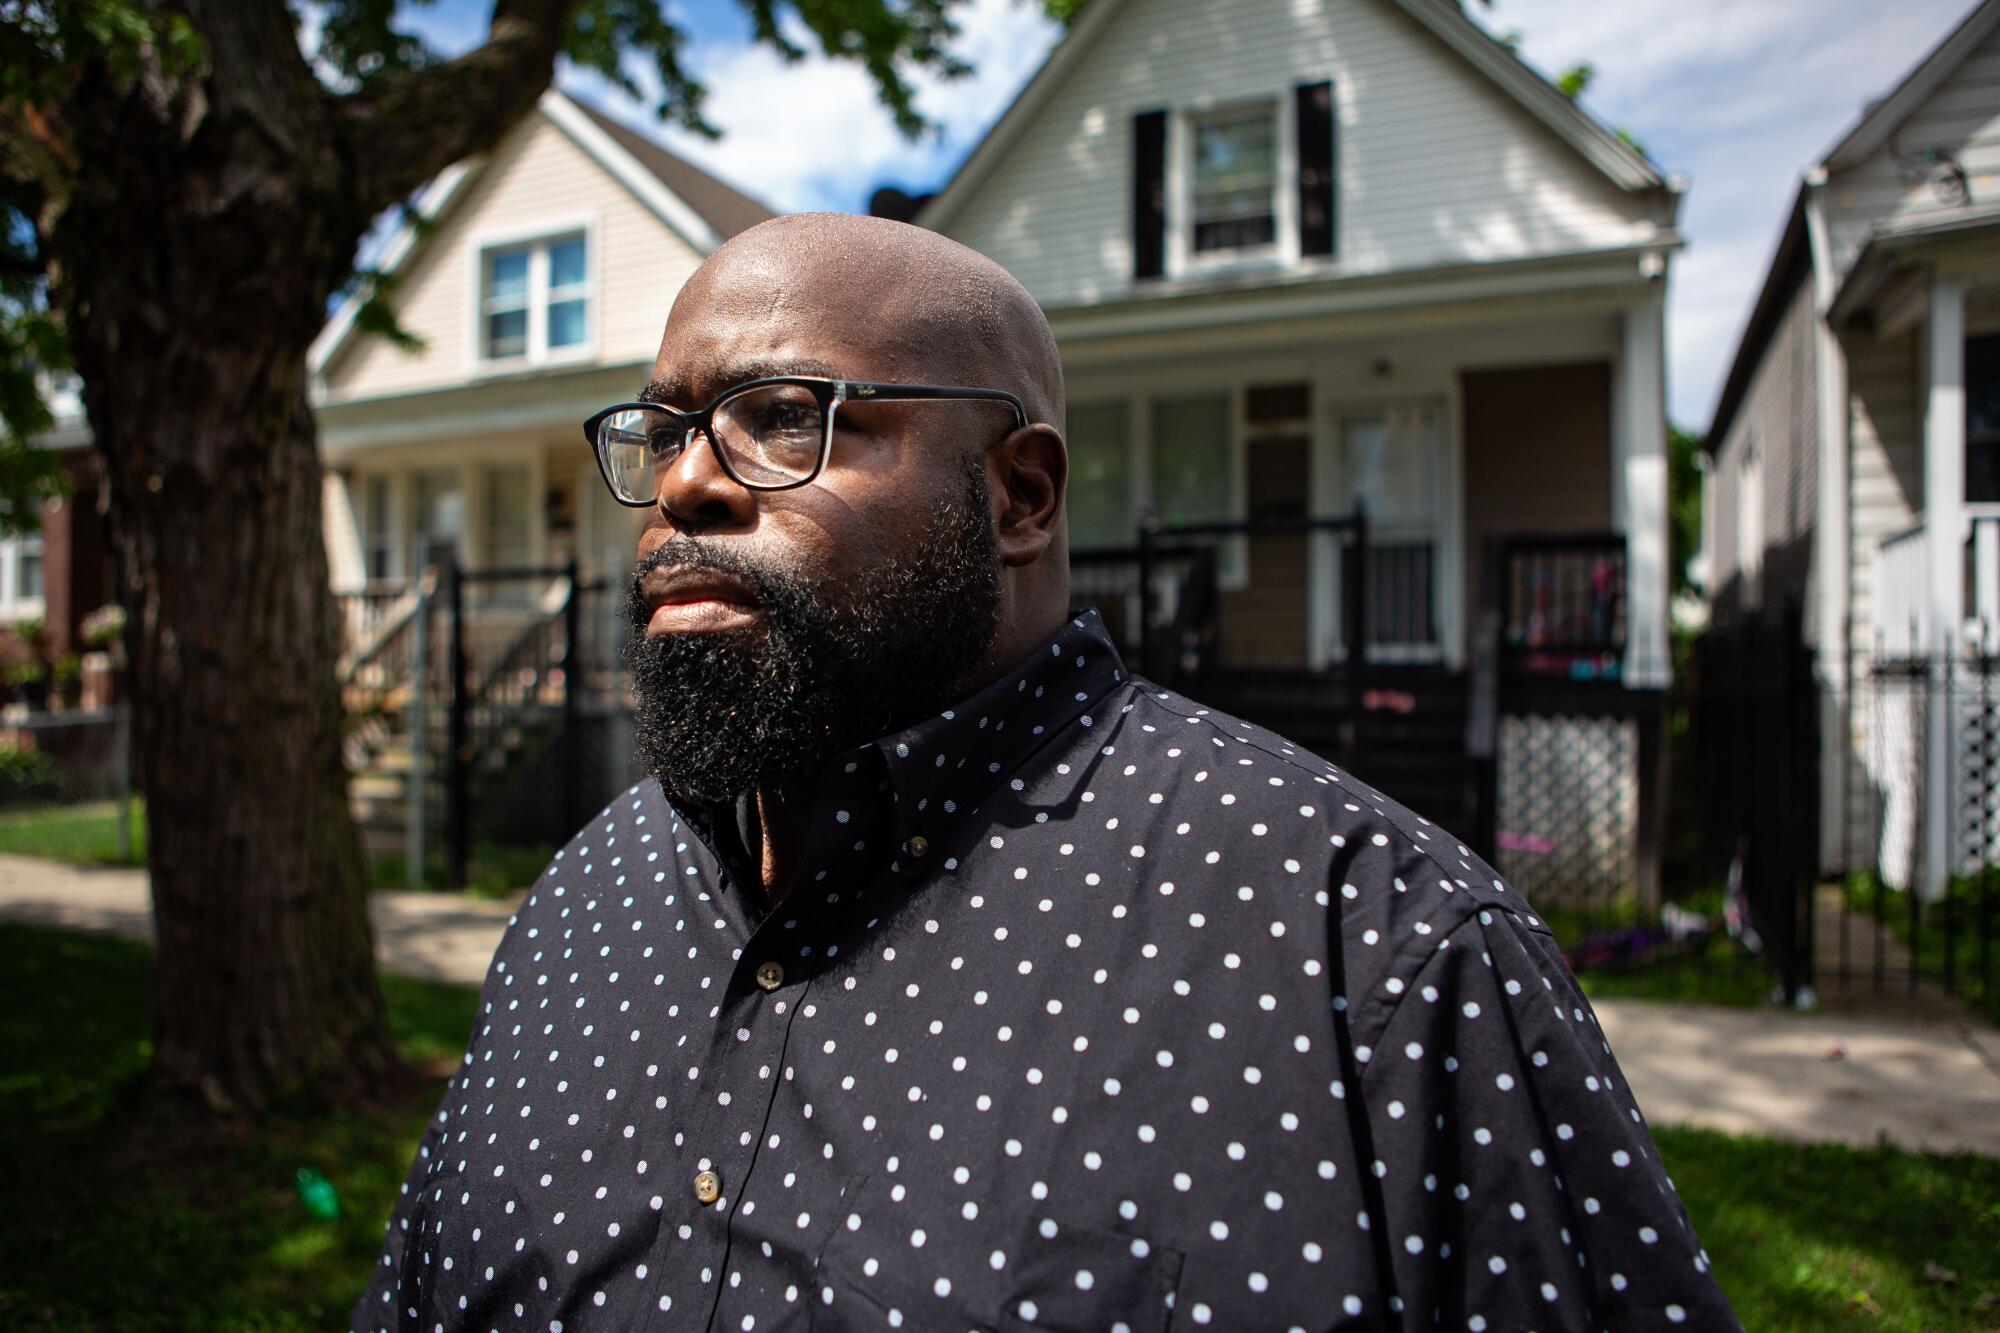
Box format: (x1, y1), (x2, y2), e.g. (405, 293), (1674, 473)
(335, 0), (577, 218)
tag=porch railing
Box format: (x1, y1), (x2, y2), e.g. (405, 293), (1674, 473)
(1873, 521), (1931, 659)
(1496, 534), (1628, 681)
(336, 580), (418, 667)
(1871, 513), (2000, 658)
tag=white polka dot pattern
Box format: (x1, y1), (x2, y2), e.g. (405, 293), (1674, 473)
(352, 610), (1736, 1331)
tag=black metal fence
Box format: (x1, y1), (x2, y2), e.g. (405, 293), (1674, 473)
(1828, 645), (1999, 1014)
(1686, 607), (1820, 1002)
(338, 560), (636, 890)
(1688, 607), (2000, 1014)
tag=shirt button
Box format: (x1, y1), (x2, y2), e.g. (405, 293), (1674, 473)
(905, 835), (930, 858)
(693, 1170), (721, 1205)
(755, 960), (785, 992)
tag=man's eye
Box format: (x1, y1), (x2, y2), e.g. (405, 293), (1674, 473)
(756, 403), (816, 433)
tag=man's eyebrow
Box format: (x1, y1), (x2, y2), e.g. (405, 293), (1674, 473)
(638, 359), (847, 407)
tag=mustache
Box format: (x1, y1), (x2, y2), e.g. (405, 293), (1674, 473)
(628, 541), (808, 621)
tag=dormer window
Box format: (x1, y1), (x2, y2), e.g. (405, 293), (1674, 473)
(480, 232), (590, 365)
(1190, 104), (1278, 255)
(1133, 81), (1336, 282)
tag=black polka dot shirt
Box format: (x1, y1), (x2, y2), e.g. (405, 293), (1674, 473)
(355, 609), (1737, 1332)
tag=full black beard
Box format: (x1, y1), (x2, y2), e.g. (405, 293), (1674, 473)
(625, 464), (1002, 806)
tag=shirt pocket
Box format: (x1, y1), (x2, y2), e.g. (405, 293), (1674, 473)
(810, 1170), (1184, 1333)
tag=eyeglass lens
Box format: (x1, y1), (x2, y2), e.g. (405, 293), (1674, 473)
(597, 383), (826, 500)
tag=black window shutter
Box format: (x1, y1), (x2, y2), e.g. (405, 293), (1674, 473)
(1133, 109), (1168, 280)
(1296, 81), (1336, 257)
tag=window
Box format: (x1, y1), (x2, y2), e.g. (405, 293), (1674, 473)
(1736, 437), (1764, 602)
(481, 233), (590, 364)
(1967, 333), (2000, 503)
(1063, 391), (1245, 588)
(0, 534), (45, 618)
(1152, 393), (1236, 522)
(1190, 104), (1278, 255)
(485, 467), (533, 571)
(1066, 403), (1133, 550)
(364, 475), (394, 581)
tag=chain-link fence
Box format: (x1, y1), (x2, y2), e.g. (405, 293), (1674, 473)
(0, 707), (131, 808)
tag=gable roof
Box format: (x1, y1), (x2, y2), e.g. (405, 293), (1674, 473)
(1823, 0), (2000, 171)
(1704, 189), (1811, 450)
(310, 90), (775, 378)
(918, 0), (1670, 233)
(565, 100), (777, 241)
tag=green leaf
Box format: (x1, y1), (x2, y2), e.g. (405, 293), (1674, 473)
(1555, 61), (1594, 99)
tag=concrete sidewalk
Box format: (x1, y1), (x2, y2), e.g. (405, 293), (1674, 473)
(4, 854), (1997, 1158)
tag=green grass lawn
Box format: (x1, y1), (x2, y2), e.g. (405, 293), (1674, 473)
(0, 799), (144, 864)
(0, 798), (546, 896)
(2, 923), (1996, 1329)
(0, 923), (473, 1330)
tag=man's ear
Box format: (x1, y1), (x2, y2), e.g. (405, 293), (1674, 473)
(989, 423), (1066, 568)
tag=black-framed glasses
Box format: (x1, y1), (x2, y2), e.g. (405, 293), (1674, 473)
(583, 376), (1029, 505)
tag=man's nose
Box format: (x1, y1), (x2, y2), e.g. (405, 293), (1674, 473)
(655, 428), (755, 534)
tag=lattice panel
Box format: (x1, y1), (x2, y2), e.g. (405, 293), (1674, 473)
(1494, 715), (1639, 909)
(1954, 674), (2000, 879)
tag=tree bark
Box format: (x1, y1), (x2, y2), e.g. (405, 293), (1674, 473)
(17, 0), (573, 1120)
(50, 27), (396, 1116)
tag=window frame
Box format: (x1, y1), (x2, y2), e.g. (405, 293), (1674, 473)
(1062, 383), (1250, 591)
(0, 532), (47, 621)
(1167, 95), (1297, 281)
(469, 217), (599, 373)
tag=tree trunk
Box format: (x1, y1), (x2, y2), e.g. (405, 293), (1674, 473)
(52, 53), (400, 1116)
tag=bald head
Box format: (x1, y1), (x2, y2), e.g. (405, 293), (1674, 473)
(665, 213), (1066, 433)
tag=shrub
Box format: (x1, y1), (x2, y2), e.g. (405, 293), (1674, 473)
(0, 745), (59, 805)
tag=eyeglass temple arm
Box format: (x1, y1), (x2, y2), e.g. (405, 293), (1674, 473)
(836, 381), (1029, 426)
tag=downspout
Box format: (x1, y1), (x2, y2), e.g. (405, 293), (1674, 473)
(1802, 169), (1853, 874)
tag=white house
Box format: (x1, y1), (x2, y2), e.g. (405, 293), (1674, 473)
(911, 0), (1683, 899)
(915, 0), (1680, 682)
(310, 90), (775, 595)
(1707, 0), (2000, 897)
(315, 1), (1685, 898)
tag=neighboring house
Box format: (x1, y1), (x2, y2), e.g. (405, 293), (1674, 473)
(3, 376), (113, 667)
(311, 89), (774, 596)
(1707, 0), (2000, 897)
(309, 90), (776, 861)
(908, 0), (1682, 902)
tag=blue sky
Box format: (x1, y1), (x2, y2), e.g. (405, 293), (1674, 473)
(395, 0), (1980, 428)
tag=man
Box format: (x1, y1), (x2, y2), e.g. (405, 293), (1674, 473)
(356, 214), (1735, 1331)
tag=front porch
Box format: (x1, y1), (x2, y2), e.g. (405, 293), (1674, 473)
(1840, 232), (2000, 897)
(1053, 285), (1673, 906)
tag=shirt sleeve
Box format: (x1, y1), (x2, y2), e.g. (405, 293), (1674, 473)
(349, 1083), (454, 1333)
(1354, 906), (1740, 1331)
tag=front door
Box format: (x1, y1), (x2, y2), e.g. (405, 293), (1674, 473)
(411, 467), (465, 575)
(1312, 402), (1445, 664)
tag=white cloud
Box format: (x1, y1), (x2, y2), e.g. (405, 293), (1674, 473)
(1470, 0), (1977, 426)
(558, 0), (1060, 214)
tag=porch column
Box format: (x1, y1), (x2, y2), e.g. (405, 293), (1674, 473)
(1617, 293), (1670, 689)
(1922, 274), (1966, 900)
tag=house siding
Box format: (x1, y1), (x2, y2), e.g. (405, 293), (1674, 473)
(1845, 327), (1924, 654)
(322, 114), (700, 401)
(940, 0), (1661, 310)
(1709, 276), (1820, 628)
(1825, 22), (2000, 271)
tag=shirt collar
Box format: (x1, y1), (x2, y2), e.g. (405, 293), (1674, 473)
(873, 608), (1126, 866)
(674, 609), (1127, 900)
